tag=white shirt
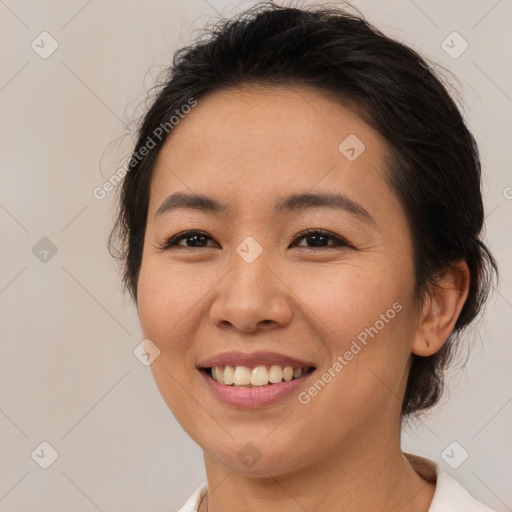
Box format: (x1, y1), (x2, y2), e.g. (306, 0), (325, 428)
(177, 454), (495, 512)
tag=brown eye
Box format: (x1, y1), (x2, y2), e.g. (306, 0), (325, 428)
(159, 228), (352, 251)
(161, 230), (219, 249)
(290, 229), (352, 249)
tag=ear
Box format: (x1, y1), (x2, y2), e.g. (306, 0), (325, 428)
(412, 259), (470, 357)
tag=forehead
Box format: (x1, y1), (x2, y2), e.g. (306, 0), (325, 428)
(148, 84), (394, 219)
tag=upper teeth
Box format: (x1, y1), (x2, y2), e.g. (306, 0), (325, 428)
(210, 365), (310, 386)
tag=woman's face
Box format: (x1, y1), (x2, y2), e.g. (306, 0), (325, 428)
(137, 84), (422, 475)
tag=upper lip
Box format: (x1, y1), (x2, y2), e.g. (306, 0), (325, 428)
(198, 351), (316, 369)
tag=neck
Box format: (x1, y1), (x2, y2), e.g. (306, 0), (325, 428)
(200, 430), (435, 512)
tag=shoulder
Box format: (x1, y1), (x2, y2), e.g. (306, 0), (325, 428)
(405, 453), (496, 512)
(176, 482), (207, 512)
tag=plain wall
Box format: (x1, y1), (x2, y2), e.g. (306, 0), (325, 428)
(1, 0), (511, 510)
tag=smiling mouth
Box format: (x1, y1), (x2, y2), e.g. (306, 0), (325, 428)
(202, 364), (316, 387)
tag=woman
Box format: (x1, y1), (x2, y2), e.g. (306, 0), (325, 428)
(109, 3), (498, 511)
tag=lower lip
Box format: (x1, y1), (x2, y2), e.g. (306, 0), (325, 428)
(199, 369), (315, 408)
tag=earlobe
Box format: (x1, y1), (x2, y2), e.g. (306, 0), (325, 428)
(412, 260), (470, 357)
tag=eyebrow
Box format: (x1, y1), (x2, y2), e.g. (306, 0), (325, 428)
(155, 191), (375, 224)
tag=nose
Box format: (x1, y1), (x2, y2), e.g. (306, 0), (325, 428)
(209, 250), (294, 334)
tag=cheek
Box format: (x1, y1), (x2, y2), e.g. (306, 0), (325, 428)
(136, 260), (207, 422)
(287, 262), (407, 346)
(289, 264), (414, 413)
(137, 259), (211, 344)
(136, 260), (198, 402)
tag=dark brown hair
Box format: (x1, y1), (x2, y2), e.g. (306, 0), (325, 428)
(109, 2), (498, 417)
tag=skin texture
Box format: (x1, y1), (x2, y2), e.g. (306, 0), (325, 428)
(136, 84), (470, 511)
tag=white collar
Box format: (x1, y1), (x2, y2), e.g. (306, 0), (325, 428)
(404, 454), (495, 512)
(177, 453), (495, 512)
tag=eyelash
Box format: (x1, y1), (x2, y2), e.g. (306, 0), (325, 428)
(158, 229), (353, 251)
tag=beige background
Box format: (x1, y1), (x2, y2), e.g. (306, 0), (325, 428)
(1, 0), (511, 510)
